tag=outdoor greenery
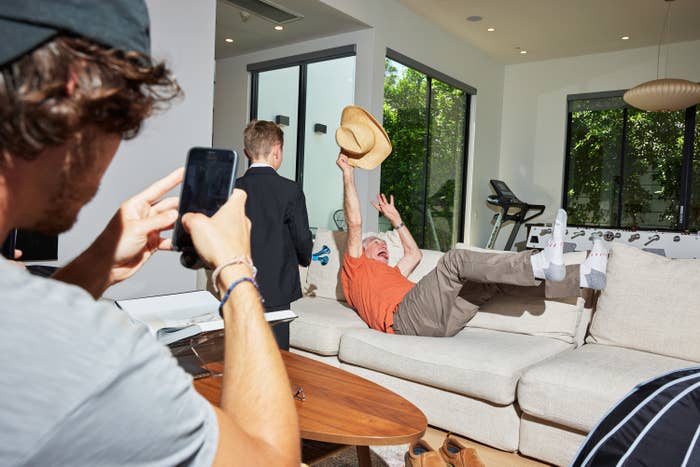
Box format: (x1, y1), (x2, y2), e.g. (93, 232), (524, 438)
(566, 97), (698, 231)
(381, 58), (467, 251)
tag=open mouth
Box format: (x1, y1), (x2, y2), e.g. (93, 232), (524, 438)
(378, 251), (389, 261)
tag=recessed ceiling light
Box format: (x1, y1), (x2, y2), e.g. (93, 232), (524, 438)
(520, 50), (528, 55)
(466, 16), (482, 22)
(225, 38), (234, 43)
(487, 27), (496, 32)
(274, 25), (284, 31)
(620, 35), (630, 40)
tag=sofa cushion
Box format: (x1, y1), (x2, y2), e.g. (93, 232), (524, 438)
(290, 297), (367, 355)
(518, 343), (696, 432)
(305, 230), (348, 300)
(467, 296), (585, 344)
(338, 327), (571, 405)
(587, 243), (700, 362)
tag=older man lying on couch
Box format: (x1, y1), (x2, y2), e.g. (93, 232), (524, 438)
(336, 153), (608, 337)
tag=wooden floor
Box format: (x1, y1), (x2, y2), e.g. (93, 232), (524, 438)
(422, 426), (550, 466)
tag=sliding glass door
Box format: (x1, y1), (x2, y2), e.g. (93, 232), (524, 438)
(250, 47), (356, 230)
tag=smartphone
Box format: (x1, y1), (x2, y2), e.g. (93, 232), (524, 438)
(1, 229), (17, 259)
(172, 147), (238, 268)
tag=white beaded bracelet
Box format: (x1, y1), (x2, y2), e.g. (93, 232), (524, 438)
(211, 256), (257, 294)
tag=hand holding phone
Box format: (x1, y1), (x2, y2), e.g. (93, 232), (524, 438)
(172, 147), (238, 268)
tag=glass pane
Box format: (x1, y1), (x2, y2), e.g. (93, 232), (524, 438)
(621, 108), (685, 229)
(565, 109), (623, 226)
(690, 106), (700, 232)
(302, 56), (356, 230)
(256, 67), (299, 180)
(425, 79), (467, 251)
(381, 58), (428, 245)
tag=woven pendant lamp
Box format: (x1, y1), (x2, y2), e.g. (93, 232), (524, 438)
(623, 0), (700, 112)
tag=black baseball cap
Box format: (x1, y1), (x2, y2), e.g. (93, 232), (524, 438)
(0, 0), (151, 67)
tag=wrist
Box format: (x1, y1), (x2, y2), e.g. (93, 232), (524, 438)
(216, 264), (254, 298)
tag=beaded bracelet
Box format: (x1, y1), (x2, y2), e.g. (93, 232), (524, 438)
(218, 277), (264, 317)
(211, 256), (257, 294)
(394, 222), (405, 230)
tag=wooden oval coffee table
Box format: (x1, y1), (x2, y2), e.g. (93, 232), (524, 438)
(195, 350), (427, 466)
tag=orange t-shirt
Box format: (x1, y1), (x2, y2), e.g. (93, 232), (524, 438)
(341, 253), (415, 333)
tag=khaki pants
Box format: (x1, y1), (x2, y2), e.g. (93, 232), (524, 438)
(392, 249), (580, 337)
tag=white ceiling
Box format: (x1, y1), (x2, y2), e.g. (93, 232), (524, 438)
(215, 0), (367, 59)
(397, 0), (700, 64)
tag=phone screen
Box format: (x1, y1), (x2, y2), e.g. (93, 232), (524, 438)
(172, 147), (238, 253)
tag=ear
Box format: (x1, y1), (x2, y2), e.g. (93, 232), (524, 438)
(243, 149), (253, 161)
(65, 70), (79, 96)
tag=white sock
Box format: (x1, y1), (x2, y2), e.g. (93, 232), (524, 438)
(531, 209), (566, 281)
(580, 238), (609, 289)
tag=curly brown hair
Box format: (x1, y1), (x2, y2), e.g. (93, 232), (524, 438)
(0, 35), (181, 160)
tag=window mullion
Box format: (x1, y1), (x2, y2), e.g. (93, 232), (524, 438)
(422, 76), (432, 248)
(617, 108), (628, 228)
(679, 106), (696, 230)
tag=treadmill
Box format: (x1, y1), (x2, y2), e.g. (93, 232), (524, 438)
(485, 180), (545, 251)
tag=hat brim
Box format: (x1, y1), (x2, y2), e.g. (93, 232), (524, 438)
(0, 17), (57, 67)
(339, 106), (392, 170)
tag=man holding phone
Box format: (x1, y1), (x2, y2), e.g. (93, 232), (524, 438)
(236, 120), (313, 350)
(0, 1), (299, 466)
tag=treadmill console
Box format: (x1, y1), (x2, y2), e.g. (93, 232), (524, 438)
(488, 180), (522, 205)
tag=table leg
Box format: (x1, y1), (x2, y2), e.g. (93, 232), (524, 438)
(356, 445), (372, 467)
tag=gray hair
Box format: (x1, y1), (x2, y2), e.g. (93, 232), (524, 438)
(362, 236), (384, 249)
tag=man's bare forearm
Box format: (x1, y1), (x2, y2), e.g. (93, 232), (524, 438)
(343, 172), (362, 229)
(217, 265), (300, 466)
(52, 241), (112, 299)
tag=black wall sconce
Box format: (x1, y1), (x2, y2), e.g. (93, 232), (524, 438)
(313, 123), (327, 134)
(275, 115), (290, 126)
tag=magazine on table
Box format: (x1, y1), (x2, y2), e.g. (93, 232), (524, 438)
(115, 290), (297, 346)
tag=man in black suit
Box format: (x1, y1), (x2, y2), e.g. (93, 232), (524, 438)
(236, 120), (313, 350)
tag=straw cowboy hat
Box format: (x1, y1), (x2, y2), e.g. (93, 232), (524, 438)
(335, 105), (392, 170)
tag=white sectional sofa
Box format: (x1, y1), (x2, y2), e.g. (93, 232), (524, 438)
(290, 231), (700, 465)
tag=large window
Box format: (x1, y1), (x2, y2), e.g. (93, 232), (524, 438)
(381, 50), (473, 251)
(564, 92), (699, 231)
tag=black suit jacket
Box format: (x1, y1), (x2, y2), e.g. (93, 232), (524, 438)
(236, 166), (313, 308)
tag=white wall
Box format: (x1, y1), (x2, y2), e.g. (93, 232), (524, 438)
(216, 0), (506, 247)
(54, 0), (217, 299)
(498, 39), (700, 249)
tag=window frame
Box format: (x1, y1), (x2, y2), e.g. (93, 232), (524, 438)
(562, 90), (698, 231)
(384, 49), (474, 246)
(248, 45), (357, 186)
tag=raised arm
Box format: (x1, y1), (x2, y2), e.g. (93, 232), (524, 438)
(53, 169), (184, 298)
(371, 194), (422, 277)
(183, 190), (299, 467)
(337, 153), (362, 258)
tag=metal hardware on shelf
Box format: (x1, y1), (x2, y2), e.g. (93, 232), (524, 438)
(644, 234), (661, 246)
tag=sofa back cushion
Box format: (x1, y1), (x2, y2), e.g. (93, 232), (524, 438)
(305, 229), (348, 300)
(587, 243), (700, 362)
(461, 247), (589, 345)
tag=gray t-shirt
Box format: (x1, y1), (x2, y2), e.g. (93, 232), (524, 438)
(0, 259), (218, 466)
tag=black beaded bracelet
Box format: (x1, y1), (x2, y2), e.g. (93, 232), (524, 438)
(218, 277), (264, 317)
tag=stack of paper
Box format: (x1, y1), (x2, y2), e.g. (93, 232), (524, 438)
(115, 290), (296, 346)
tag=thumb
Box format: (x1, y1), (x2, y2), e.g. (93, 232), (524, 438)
(139, 209), (178, 234)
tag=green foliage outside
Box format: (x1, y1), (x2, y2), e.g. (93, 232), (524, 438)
(566, 99), (698, 231)
(381, 59), (467, 251)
